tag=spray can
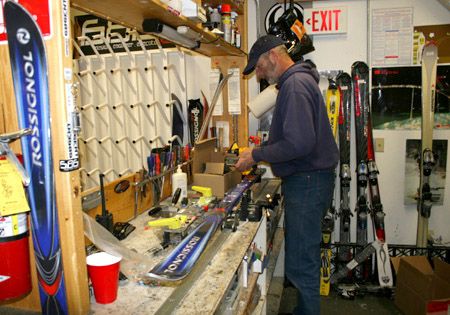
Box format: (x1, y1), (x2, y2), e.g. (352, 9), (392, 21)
(221, 4), (232, 43)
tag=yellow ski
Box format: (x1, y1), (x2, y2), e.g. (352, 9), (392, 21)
(320, 78), (341, 296)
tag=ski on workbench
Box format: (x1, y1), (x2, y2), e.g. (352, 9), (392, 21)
(5, 1), (68, 313)
(148, 170), (264, 282)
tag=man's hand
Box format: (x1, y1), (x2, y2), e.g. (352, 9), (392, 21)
(235, 148), (255, 172)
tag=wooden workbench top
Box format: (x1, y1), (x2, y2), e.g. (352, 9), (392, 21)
(89, 210), (261, 314)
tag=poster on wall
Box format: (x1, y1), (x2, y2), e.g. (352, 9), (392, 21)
(371, 65), (450, 130)
(404, 139), (447, 205)
(371, 7), (413, 66)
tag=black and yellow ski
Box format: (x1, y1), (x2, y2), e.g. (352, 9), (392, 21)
(320, 78), (340, 296)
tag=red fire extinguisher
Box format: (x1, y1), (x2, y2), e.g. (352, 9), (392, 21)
(0, 151), (32, 301)
(0, 213), (32, 301)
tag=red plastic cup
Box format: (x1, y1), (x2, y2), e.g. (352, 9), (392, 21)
(86, 252), (122, 304)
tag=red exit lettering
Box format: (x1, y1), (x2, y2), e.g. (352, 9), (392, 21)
(311, 9), (342, 32)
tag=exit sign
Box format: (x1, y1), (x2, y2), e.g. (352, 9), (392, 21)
(304, 7), (348, 35)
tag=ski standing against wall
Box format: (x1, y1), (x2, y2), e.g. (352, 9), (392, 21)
(416, 43), (438, 248)
(365, 78), (393, 287)
(320, 78), (340, 296)
(351, 61), (371, 281)
(5, 1), (69, 313)
(336, 72), (353, 276)
(333, 61), (392, 287)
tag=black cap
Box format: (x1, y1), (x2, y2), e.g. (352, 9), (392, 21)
(243, 35), (285, 75)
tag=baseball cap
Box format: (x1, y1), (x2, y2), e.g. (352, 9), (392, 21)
(243, 35), (285, 75)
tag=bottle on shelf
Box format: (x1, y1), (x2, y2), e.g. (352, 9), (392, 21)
(229, 11), (241, 48)
(210, 7), (222, 31)
(235, 26), (241, 48)
(171, 165), (187, 199)
(221, 4), (232, 43)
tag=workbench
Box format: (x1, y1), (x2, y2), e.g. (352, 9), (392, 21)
(87, 177), (283, 315)
(89, 208), (263, 314)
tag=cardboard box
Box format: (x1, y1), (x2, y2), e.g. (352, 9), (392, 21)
(393, 256), (450, 315)
(192, 138), (241, 197)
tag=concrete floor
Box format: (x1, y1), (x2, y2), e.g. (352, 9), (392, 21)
(275, 283), (403, 315)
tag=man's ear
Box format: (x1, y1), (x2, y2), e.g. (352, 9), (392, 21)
(267, 49), (277, 63)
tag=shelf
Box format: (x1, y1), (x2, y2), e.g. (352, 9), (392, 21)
(71, 0), (246, 57)
(202, 0), (245, 15)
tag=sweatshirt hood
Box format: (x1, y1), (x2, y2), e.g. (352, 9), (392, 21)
(278, 61), (320, 86)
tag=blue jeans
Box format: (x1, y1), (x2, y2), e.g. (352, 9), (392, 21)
(282, 169), (335, 315)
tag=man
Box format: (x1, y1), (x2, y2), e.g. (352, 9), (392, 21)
(236, 35), (339, 315)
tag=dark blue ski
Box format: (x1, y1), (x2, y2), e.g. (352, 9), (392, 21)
(5, 1), (68, 313)
(148, 171), (263, 281)
(148, 214), (222, 281)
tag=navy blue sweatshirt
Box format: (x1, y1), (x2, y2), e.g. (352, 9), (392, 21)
(252, 62), (339, 178)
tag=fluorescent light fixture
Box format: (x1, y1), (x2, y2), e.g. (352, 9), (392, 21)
(142, 19), (199, 49)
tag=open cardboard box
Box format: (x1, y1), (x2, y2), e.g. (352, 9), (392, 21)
(392, 256), (450, 315)
(192, 138), (241, 197)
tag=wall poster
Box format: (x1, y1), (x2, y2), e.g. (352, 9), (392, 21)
(371, 65), (450, 130)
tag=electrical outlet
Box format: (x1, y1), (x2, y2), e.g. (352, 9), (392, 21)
(258, 131), (269, 143)
(375, 138), (384, 152)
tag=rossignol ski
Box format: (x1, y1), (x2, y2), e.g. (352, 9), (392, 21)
(416, 43), (438, 248)
(336, 72), (353, 276)
(5, 1), (69, 313)
(148, 170), (263, 281)
(320, 78), (340, 296)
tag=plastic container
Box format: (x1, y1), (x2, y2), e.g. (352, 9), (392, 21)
(86, 252), (121, 304)
(210, 8), (221, 30)
(221, 4), (232, 43)
(172, 165), (187, 199)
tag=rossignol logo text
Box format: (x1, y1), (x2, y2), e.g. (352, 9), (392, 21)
(191, 108), (200, 141)
(20, 31), (42, 167)
(164, 236), (200, 274)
